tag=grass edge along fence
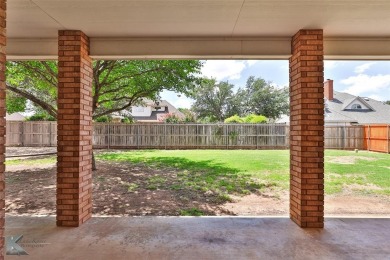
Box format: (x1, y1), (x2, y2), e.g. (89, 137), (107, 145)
(5, 121), (384, 152)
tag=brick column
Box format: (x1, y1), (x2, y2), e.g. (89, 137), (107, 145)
(57, 30), (93, 227)
(289, 30), (324, 228)
(0, 0), (5, 256)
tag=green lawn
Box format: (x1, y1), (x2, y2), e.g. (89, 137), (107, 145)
(98, 149), (390, 196)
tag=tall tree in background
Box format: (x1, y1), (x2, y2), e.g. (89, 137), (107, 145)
(7, 60), (202, 170)
(191, 78), (240, 122)
(238, 76), (289, 119)
(6, 60), (202, 119)
(386, 100), (390, 105)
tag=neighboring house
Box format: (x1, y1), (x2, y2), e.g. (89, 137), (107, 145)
(324, 79), (390, 125)
(130, 99), (185, 122)
(276, 79), (390, 125)
(5, 112), (25, 121)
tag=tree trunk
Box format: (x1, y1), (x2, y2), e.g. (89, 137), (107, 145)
(92, 150), (97, 171)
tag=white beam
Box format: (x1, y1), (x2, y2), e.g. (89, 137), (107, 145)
(7, 37), (390, 60)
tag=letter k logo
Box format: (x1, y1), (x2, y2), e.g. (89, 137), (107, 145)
(6, 235), (28, 255)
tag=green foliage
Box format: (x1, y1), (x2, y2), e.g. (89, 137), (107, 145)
(6, 60), (202, 119)
(126, 183), (139, 192)
(180, 208), (204, 216)
(197, 116), (215, 123)
(385, 100), (390, 105)
(238, 76), (289, 119)
(224, 115), (243, 123)
(192, 76), (288, 122)
(95, 115), (111, 122)
(26, 113), (55, 121)
(6, 91), (27, 114)
(243, 114), (267, 123)
(121, 117), (133, 124)
(224, 114), (267, 124)
(191, 78), (240, 122)
(178, 108), (196, 123)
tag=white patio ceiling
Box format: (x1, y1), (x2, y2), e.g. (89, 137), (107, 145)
(8, 0), (390, 59)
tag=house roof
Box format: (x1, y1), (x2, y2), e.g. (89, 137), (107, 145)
(326, 91), (390, 124)
(340, 96), (375, 111)
(132, 99), (185, 121)
(6, 113), (25, 121)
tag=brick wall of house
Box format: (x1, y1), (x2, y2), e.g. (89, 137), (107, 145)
(57, 30), (93, 227)
(289, 29), (325, 228)
(0, 0), (5, 256)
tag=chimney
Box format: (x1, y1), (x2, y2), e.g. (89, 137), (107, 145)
(324, 79), (333, 100)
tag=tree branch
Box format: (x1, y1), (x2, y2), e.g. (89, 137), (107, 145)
(18, 62), (57, 89)
(6, 84), (57, 118)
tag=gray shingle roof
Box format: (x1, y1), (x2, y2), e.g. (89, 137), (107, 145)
(132, 99), (185, 121)
(326, 91), (390, 124)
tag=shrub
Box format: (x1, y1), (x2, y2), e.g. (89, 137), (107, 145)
(159, 113), (183, 123)
(26, 113), (55, 121)
(95, 115), (110, 122)
(121, 117), (134, 124)
(243, 114), (267, 123)
(224, 115), (244, 123)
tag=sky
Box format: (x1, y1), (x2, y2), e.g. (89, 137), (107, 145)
(161, 60), (390, 109)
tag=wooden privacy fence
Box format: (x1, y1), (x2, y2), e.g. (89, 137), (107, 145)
(5, 121), (370, 151)
(6, 121), (57, 147)
(93, 123), (288, 149)
(364, 125), (390, 153)
(325, 125), (365, 150)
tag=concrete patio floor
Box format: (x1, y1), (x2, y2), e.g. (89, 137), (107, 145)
(5, 216), (390, 260)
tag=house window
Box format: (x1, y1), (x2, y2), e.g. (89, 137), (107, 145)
(351, 104), (362, 109)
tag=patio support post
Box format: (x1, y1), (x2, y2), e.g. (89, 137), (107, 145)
(289, 29), (325, 228)
(0, 0), (5, 256)
(57, 30), (93, 227)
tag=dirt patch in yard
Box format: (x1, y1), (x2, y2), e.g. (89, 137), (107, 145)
(328, 156), (377, 164)
(5, 156), (390, 217)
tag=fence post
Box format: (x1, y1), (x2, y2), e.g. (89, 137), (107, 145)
(49, 122), (52, 147)
(226, 124), (229, 149)
(367, 125), (371, 151)
(342, 126), (346, 150)
(164, 123), (167, 150)
(107, 123), (110, 149)
(387, 125), (390, 153)
(20, 122), (24, 147)
(136, 124), (139, 149)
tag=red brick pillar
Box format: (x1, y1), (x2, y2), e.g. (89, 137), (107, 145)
(0, 0), (5, 256)
(57, 30), (93, 227)
(289, 30), (324, 228)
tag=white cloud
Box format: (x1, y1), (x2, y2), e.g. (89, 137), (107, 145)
(201, 60), (247, 81)
(341, 73), (390, 100)
(172, 96), (193, 109)
(325, 61), (341, 70)
(354, 62), (376, 74)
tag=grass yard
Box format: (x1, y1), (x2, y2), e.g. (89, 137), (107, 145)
(5, 148), (390, 216)
(98, 149), (390, 196)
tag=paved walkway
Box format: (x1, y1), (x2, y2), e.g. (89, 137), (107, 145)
(5, 216), (390, 260)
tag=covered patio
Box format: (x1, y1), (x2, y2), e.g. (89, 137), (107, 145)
(6, 216), (390, 259)
(2, 0), (390, 258)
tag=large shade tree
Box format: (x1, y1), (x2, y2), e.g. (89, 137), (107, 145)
(238, 76), (289, 120)
(6, 60), (202, 119)
(191, 78), (240, 122)
(7, 60), (202, 170)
